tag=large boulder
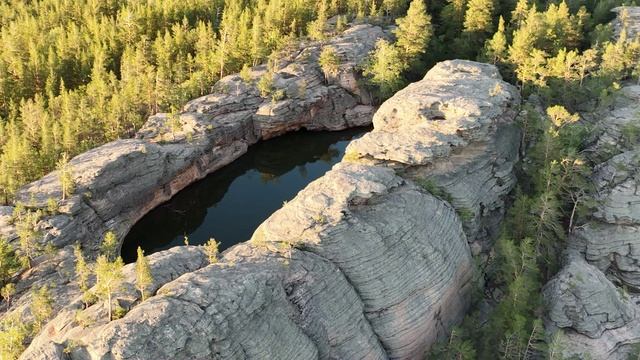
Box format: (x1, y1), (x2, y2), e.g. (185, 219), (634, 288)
(541, 84), (640, 358)
(544, 259), (636, 339)
(347, 60), (521, 253)
(612, 7), (640, 40)
(572, 149), (640, 289)
(543, 258), (640, 359)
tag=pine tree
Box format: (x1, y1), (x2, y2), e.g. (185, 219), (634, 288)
(318, 46), (341, 81)
(135, 247), (153, 301)
(94, 255), (124, 321)
(393, 0), (433, 67)
(100, 231), (118, 261)
(308, 0), (328, 41)
(251, 14), (267, 66)
(257, 72), (275, 98)
(463, 0), (495, 34)
(73, 243), (91, 304)
(0, 238), (19, 285)
(1, 283), (15, 307)
(31, 285), (53, 332)
(382, 0), (408, 17)
(0, 313), (28, 360)
(510, 0), (529, 27)
(15, 210), (42, 269)
(484, 16), (507, 64)
(56, 152), (74, 201)
(363, 39), (406, 99)
(440, 0), (467, 39)
(204, 238), (220, 264)
(578, 48), (598, 87)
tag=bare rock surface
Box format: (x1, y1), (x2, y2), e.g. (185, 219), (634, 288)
(347, 59), (521, 252)
(544, 258), (636, 339)
(22, 164), (473, 360)
(543, 258), (640, 359)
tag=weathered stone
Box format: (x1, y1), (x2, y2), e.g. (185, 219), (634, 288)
(542, 81), (640, 358)
(544, 258), (640, 359)
(587, 85), (640, 159)
(22, 246), (209, 359)
(24, 163), (474, 360)
(3, 24), (386, 331)
(569, 149), (640, 289)
(17, 59), (521, 359)
(347, 59), (521, 250)
(544, 259), (635, 339)
(252, 163), (474, 359)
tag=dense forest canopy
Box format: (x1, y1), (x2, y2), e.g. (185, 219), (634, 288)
(0, 0), (636, 203)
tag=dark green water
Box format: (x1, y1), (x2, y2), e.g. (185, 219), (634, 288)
(120, 127), (368, 263)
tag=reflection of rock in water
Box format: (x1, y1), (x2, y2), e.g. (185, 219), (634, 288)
(259, 172), (277, 182)
(120, 127), (368, 263)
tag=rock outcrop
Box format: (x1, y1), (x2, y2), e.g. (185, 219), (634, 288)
(542, 87), (640, 358)
(19, 60), (521, 359)
(0, 24), (385, 327)
(346, 60), (521, 255)
(544, 257), (640, 359)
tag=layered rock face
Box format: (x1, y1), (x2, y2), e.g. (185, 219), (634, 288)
(0, 24), (385, 326)
(20, 60), (520, 359)
(346, 60), (521, 255)
(543, 85), (640, 359)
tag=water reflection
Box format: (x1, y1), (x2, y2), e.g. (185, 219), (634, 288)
(121, 127), (368, 263)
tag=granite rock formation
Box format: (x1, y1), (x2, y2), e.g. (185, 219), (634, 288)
(0, 24), (385, 329)
(346, 60), (521, 255)
(18, 60), (521, 359)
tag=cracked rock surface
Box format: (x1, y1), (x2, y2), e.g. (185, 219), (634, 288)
(346, 59), (521, 253)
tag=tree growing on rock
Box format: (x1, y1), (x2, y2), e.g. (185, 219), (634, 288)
(363, 39), (406, 100)
(135, 247), (153, 301)
(74, 243), (93, 307)
(31, 285), (53, 332)
(204, 238), (220, 264)
(318, 46), (340, 82)
(56, 152), (74, 201)
(94, 255), (124, 321)
(100, 231), (118, 261)
(0, 238), (19, 286)
(1, 283), (15, 307)
(0, 313), (28, 360)
(15, 210), (42, 269)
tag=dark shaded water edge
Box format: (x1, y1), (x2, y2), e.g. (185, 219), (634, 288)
(120, 127), (370, 263)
